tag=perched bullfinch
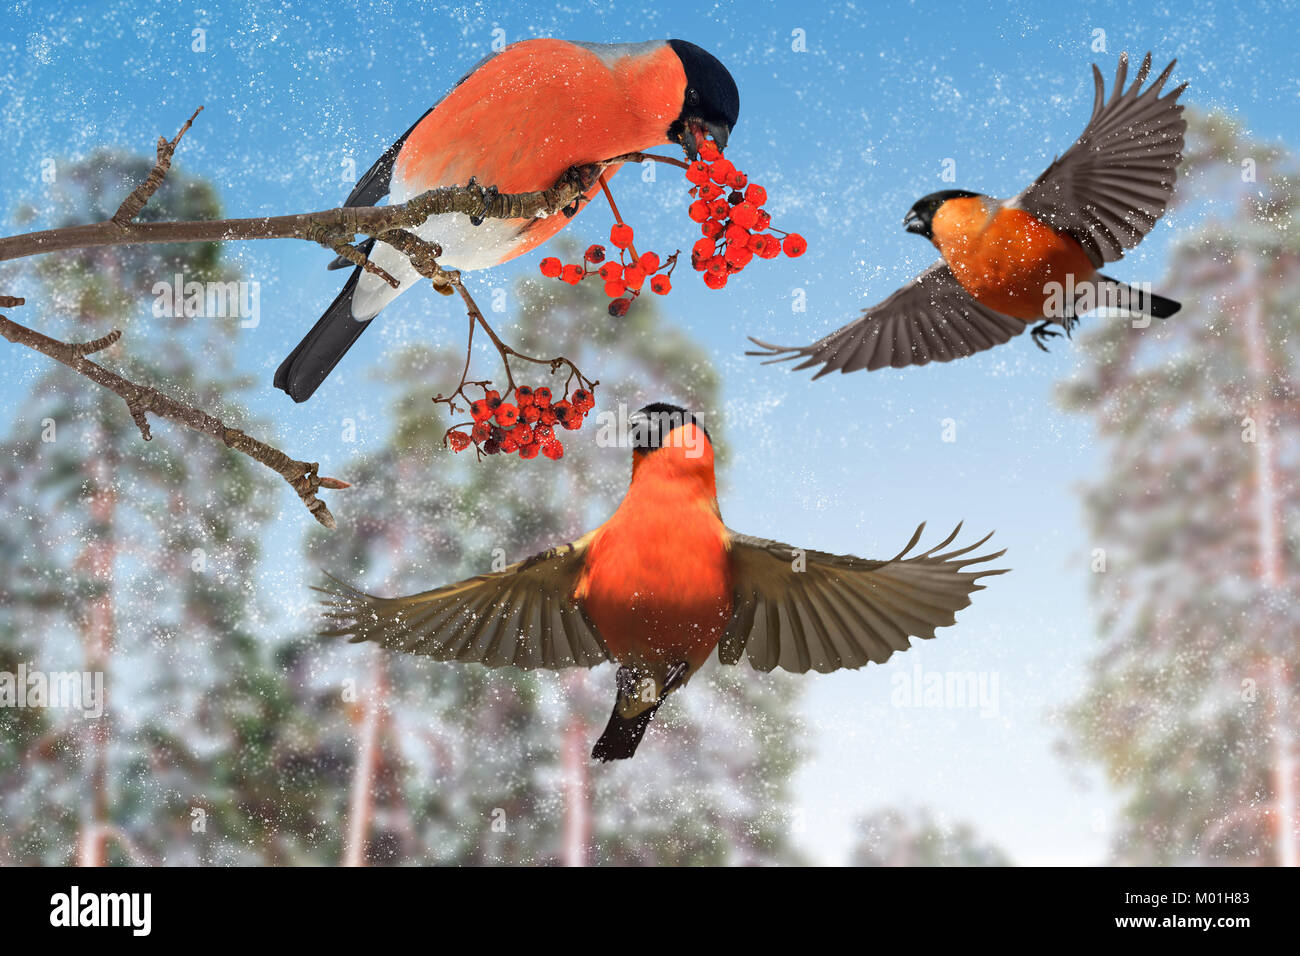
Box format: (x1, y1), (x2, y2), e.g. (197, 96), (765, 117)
(750, 53), (1186, 378)
(275, 38), (740, 402)
(319, 403), (1006, 761)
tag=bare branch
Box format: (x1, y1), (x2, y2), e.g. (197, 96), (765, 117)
(0, 299), (348, 528)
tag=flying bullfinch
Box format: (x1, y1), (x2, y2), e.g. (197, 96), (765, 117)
(319, 403), (1006, 761)
(275, 39), (740, 402)
(750, 53), (1186, 378)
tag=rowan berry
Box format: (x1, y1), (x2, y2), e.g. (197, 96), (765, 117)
(447, 431), (471, 452)
(584, 245), (606, 263)
(782, 233), (807, 257)
(610, 223), (634, 248)
(495, 403), (519, 427)
(560, 264), (584, 284)
(539, 257), (562, 278)
(686, 161), (711, 185)
(518, 442), (541, 459)
(708, 159), (735, 184)
(650, 274), (671, 295)
(688, 200), (710, 223)
(533, 387), (552, 408)
(542, 439), (564, 460)
(638, 251), (660, 273)
(608, 297), (632, 317)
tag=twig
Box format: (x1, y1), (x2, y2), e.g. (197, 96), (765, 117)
(112, 107), (204, 226)
(0, 297), (348, 528)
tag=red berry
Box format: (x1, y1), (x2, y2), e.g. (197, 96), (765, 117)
(782, 233), (807, 257)
(499, 436), (519, 454)
(515, 385), (534, 406)
(542, 439), (564, 460)
(560, 264), (584, 284)
(698, 182), (722, 201)
(571, 388), (594, 411)
(604, 279), (626, 298)
(725, 223), (750, 246)
(482, 438), (502, 455)
(518, 442), (540, 460)
(706, 256), (728, 276)
(744, 184), (767, 206)
(533, 387), (552, 408)
(622, 265), (645, 291)
(726, 170), (747, 190)
(447, 431), (471, 451)
(755, 210), (771, 231)
(584, 244), (606, 263)
(495, 403), (519, 427)
(533, 424), (554, 443)
(725, 244), (754, 268)
(703, 270), (728, 290)
(756, 235), (782, 259)
(688, 200), (710, 223)
(701, 219), (724, 239)
(608, 297), (632, 317)
(539, 256), (562, 278)
(598, 262), (621, 281)
(610, 223), (634, 248)
(685, 160), (711, 185)
(509, 423), (533, 445)
(650, 274), (672, 295)
(471, 421), (491, 443)
(730, 202), (758, 230)
(522, 404), (541, 423)
(698, 141), (722, 162)
(638, 251), (660, 273)
(469, 399), (491, 422)
(709, 159), (735, 184)
(708, 198), (730, 219)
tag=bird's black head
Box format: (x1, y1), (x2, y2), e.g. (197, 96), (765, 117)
(629, 402), (711, 455)
(666, 39), (740, 160)
(903, 189), (983, 240)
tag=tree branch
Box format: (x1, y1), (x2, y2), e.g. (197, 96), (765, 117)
(0, 296), (347, 528)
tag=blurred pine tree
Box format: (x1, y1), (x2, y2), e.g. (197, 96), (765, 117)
(1058, 113), (1300, 864)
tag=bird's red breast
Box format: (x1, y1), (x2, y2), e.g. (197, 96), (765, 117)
(932, 197), (1096, 319)
(574, 423), (732, 672)
(392, 39), (687, 262)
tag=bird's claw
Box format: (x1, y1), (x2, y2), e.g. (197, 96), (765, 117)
(469, 181), (499, 227)
(1031, 321), (1062, 352)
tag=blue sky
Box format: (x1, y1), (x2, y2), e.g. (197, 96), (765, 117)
(2, 0), (1295, 863)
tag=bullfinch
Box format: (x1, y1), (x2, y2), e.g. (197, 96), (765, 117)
(319, 403), (1006, 761)
(275, 39), (739, 402)
(750, 53), (1186, 378)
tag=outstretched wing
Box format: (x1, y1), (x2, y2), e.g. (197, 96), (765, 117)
(1012, 52), (1187, 267)
(748, 262), (1026, 378)
(318, 533), (611, 670)
(718, 523), (1006, 674)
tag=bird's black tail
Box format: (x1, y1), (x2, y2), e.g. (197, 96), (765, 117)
(1096, 274), (1181, 319)
(592, 700), (662, 762)
(274, 267), (372, 403)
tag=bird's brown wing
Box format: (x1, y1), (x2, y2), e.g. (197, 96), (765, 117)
(1012, 52), (1187, 268)
(747, 262), (1026, 378)
(317, 532), (611, 670)
(718, 524), (1006, 674)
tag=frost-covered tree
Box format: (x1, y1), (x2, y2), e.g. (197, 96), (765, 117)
(849, 807), (1011, 867)
(0, 153), (279, 864)
(1058, 113), (1300, 864)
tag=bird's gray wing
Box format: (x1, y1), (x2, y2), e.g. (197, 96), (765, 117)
(748, 262), (1026, 378)
(718, 524), (1007, 674)
(1011, 52), (1187, 268)
(318, 532), (611, 670)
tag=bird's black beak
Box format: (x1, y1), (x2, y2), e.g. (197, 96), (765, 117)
(676, 119), (731, 161)
(903, 209), (927, 236)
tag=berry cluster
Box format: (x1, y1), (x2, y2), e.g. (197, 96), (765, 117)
(540, 236), (676, 318)
(685, 140), (805, 289)
(445, 384), (596, 460)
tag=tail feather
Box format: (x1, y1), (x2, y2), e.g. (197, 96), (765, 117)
(274, 267), (371, 403)
(1096, 273), (1181, 319)
(591, 702), (660, 762)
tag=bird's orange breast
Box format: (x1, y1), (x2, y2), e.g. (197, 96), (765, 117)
(932, 199), (1096, 319)
(575, 475), (733, 671)
(393, 39), (686, 260)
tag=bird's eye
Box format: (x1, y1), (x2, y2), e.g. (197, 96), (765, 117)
(687, 88), (700, 106)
